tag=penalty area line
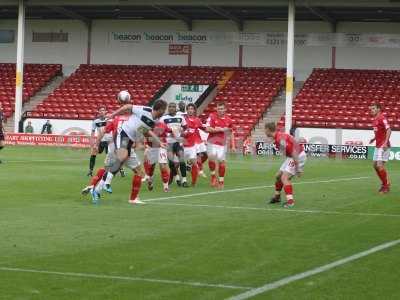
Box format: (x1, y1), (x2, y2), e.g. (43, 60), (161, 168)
(148, 202), (400, 218)
(143, 176), (370, 202)
(225, 238), (400, 300)
(0, 267), (252, 291)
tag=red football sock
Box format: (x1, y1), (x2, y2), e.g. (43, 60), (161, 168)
(91, 168), (105, 186)
(378, 168), (389, 186)
(130, 175), (142, 200)
(284, 184), (294, 200)
(191, 163), (198, 185)
(161, 168), (170, 184)
(197, 156), (203, 171)
(148, 164), (155, 177)
(218, 162), (226, 178)
(208, 160), (216, 173)
(144, 160), (151, 176)
(275, 180), (283, 192)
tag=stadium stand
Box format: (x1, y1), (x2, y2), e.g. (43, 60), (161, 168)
(0, 63), (61, 119)
(280, 68), (400, 131)
(201, 68), (286, 140)
(27, 65), (286, 140)
(29, 64), (225, 120)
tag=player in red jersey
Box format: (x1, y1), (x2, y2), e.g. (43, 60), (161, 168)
(206, 102), (236, 188)
(182, 103), (204, 186)
(265, 122), (307, 208)
(369, 103), (391, 194)
(143, 121), (171, 192)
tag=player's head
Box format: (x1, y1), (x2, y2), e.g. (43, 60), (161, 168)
(186, 103), (197, 116)
(216, 102), (226, 117)
(98, 106), (107, 117)
(178, 101), (186, 112)
(168, 102), (177, 115)
(152, 99), (168, 118)
(370, 103), (382, 116)
(264, 122), (276, 138)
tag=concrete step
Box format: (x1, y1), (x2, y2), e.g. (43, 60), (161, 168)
(249, 81), (305, 142)
(4, 75), (67, 132)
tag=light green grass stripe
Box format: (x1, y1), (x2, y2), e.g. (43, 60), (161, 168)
(226, 238), (400, 300)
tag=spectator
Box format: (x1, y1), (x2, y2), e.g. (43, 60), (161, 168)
(25, 121), (34, 133)
(41, 120), (52, 134)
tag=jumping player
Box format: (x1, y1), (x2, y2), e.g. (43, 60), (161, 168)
(160, 102), (189, 187)
(87, 107), (109, 176)
(206, 102), (235, 188)
(81, 114), (129, 196)
(369, 103), (391, 194)
(182, 103), (204, 186)
(265, 122), (307, 208)
(99, 99), (167, 204)
(0, 103), (5, 164)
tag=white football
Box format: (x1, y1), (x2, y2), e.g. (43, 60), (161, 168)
(117, 90), (131, 103)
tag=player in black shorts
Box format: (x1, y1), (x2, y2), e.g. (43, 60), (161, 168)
(87, 107), (109, 176)
(0, 103), (5, 164)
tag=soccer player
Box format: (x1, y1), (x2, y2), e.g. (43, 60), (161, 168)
(87, 107), (109, 176)
(0, 103), (5, 164)
(265, 122), (307, 208)
(206, 102), (235, 188)
(97, 100), (167, 204)
(160, 102), (189, 187)
(81, 114), (129, 196)
(177, 101), (187, 117)
(182, 103), (204, 186)
(143, 121), (171, 192)
(369, 103), (391, 194)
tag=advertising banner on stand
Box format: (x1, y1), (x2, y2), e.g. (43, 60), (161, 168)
(5, 133), (91, 148)
(256, 142), (369, 160)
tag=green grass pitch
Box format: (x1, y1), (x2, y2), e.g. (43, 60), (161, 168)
(0, 146), (399, 299)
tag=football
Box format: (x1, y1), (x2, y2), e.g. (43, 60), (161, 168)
(117, 90), (131, 103)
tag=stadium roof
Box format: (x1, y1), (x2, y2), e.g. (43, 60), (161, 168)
(1, 0), (399, 27)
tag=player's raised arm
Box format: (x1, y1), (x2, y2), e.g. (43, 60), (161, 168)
(110, 104), (133, 118)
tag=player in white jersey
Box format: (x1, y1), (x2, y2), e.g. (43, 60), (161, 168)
(87, 107), (109, 176)
(95, 100), (167, 204)
(160, 102), (189, 187)
(177, 101), (187, 117)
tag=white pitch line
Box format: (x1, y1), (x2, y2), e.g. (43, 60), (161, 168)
(143, 177), (369, 202)
(5, 158), (86, 163)
(0, 267), (252, 291)
(148, 202), (400, 219)
(226, 238), (400, 300)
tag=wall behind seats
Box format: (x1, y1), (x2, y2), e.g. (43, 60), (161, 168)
(91, 20), (188, 66)
(191, 21), (239, 67)
(336, 22), (400, 70)
(243, 21), (332, 81)
(0, 20), (87, 74)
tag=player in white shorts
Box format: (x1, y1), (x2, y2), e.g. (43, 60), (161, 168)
(206, 102), (235, 188)
(369, 103), (391, 194)
(265, 122), (307, 208)
(143, 121), (171, 192)
(182, 103), (205, 186)
(96, 100), (167, 204)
